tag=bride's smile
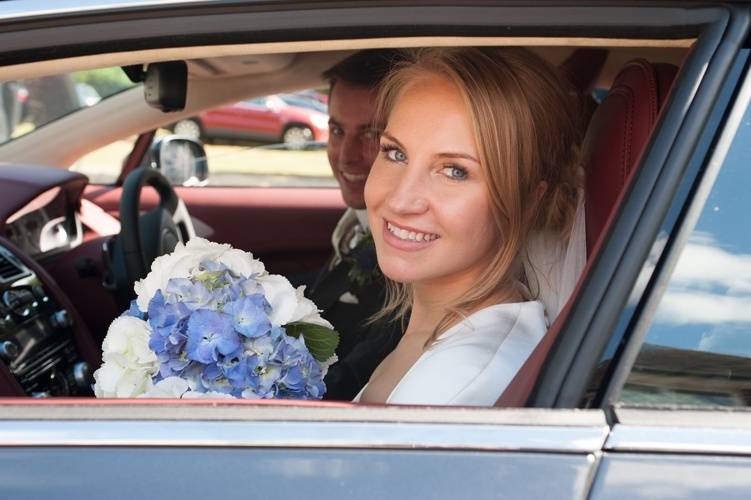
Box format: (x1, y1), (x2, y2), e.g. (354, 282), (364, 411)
(383, 219), (440, 250)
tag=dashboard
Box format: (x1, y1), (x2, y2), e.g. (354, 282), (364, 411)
(0, 244), (90, 396)
(0, 164), (96, 396)
(4, 186), (83, 258)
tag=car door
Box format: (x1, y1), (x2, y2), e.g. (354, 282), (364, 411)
(204, 98), (281, 141)
(0, 401), (609, 500)
(0, 2), (748, 499)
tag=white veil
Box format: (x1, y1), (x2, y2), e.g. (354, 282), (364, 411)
(522, 196), (587, 325)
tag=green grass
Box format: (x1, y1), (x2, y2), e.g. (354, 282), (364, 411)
(72, 139), (335, 185)
(206, 144), (332, 177)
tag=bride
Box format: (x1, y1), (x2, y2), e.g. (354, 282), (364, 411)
(355, 47), (583, 405)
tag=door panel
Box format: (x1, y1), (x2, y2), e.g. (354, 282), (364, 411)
(0, 406), (609, 500)
(592, 414), (751, 499)
(589, 453), (751, 500)
(0, 447), (597, 500)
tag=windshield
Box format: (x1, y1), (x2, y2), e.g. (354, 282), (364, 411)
(0, 67), (138, 145)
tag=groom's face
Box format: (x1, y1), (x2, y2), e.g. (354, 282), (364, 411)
(327, 80), (379, 209)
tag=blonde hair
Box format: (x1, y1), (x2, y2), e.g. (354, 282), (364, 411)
(371, 47), (582, 341)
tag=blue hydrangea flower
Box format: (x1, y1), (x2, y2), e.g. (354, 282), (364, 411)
(279, 364), (306, 396)
(164, 278), (217, 311)
(148, 290), (191, 330)
(255, 363), (282, 398)
(123, 299), (146, 320)
(219, 351), (255, 390)
(268, 334), (326, 399)
(231, 294), (271, 338)
(186, 309), (240, 364)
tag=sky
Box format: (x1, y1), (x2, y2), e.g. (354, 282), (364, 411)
(645, 106), (751, 359)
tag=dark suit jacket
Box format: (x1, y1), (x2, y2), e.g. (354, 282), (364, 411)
(292, 240), (402, 400)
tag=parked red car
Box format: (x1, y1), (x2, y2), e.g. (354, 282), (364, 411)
(172, 93), (329, 146)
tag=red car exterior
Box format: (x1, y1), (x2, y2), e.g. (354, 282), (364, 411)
(186, 94), (329, 145)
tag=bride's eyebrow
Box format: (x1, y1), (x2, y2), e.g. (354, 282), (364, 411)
(436, 152), (480, 164)
(381, 131), (479, 163)
(380, 131), (404, 148)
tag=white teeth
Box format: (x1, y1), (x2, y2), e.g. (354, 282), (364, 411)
(386, 222), (437, 242)
(342, 172), (367, 182)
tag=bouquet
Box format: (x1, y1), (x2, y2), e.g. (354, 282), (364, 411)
(93, 238), (338, 399)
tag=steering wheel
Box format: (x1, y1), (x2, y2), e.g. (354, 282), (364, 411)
(109, 167), (196, 298)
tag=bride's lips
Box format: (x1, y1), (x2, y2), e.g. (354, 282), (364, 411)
(381, 218), (440, 251)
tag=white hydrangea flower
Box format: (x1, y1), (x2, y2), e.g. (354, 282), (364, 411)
(140, 378), (236, 399)
(139, 377), (189, 398)
(217, 247), (265, 278)
(258, 273), (300, 326)
(258, 276), (331, 328)
(134, 237), (265, 311)
(320, 354), (339, 377)
(93, 316), (159, 398)
(181, 390), (235, 399)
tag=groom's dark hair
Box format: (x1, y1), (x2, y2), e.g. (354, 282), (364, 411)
(323, 49), (405, 92)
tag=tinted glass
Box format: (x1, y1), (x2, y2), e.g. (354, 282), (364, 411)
(621, 90), (751, 407)
(166, 90), (332, 188)
(0, 68), (136, 145)
(73, 90), (334, 187)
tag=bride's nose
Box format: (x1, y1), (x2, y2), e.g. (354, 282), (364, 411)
(386, 166), (429, 214)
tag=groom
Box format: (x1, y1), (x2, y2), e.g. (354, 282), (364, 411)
(302, 50), (404, 400)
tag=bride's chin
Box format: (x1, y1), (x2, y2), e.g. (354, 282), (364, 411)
(379, 264), (419, 284)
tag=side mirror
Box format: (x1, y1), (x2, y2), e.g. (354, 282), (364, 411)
(148, 136), (208, 186)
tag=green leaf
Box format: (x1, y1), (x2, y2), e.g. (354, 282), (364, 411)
(284, 322), (339, 363)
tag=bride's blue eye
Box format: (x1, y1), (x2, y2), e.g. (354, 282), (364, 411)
(442, 165), (468, 180)
(380, 144), (407, 163)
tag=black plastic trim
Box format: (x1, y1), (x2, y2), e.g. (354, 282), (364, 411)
(530, 5), (751, 408)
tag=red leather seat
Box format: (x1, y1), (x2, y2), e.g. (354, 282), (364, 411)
(496, 59), (678, 407)
(584, 59), (679, 251)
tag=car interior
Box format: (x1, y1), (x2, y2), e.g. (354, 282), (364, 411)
(0, 36), (692, 401)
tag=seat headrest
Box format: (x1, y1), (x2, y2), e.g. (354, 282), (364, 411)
(583, 59), (678, 252)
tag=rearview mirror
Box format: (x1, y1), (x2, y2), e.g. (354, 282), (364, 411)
(148, 136), (208, 186)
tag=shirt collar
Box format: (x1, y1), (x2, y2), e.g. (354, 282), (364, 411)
(354, 209), (369, 232)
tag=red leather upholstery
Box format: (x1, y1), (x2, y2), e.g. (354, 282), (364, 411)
(496, 59), (678, 407)
(585, 59), (678, 251)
